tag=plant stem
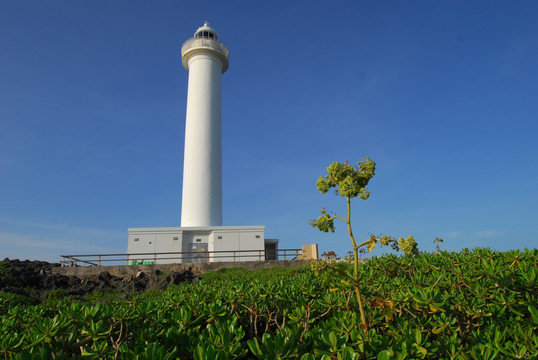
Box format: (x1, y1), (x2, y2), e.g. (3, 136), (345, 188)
(346, 196), (368, 334)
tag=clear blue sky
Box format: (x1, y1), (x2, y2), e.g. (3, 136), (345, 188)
(1, 1), (537, 262)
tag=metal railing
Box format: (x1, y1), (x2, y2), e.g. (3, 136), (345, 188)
(60, 248), (302, 267)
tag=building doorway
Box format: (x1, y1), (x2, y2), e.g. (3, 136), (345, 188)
(187, 242), (208, 263)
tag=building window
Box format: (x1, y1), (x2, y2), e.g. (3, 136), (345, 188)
(217, 236), (222, 239)
(195, 31), (215, 39)
(173, 237), (178, 240)
(256, 235), (260, 239)
(134, 238), (139, 242)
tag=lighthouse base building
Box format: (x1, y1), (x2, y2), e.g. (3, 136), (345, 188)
(127, 226), (279, 265)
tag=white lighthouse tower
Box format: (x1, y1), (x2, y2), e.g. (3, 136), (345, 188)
(126, 23), (281, 264)
(180, 22), (229, 227)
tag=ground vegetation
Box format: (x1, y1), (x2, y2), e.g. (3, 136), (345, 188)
(1, 248), (537, 359)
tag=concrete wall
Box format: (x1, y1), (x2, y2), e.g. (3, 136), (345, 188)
(128, 228), (183, 264)
(211, 228), (264, 262)
(127, 226), (269, 264)
(53, 260), (310, 278)
(298, 244), (319, 260)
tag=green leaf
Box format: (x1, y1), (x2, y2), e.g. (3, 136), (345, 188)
(328, 331), (338, 348)
(247, 338), (264, 357)
(528, 304), (538, 324)
(415, 344), (428, 357)
(377, 350), (393, 360)
(341, 347), (360, 360)
(414, 329), (422, 345)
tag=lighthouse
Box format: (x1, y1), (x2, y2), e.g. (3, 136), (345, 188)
(126, 23), (281, 264)
(180, 22), (229, 227)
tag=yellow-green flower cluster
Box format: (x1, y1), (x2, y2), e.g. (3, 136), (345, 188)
(398, 236), (419, 257)
(316, 158), (376, 199)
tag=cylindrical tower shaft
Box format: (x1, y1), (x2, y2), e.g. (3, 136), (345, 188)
(180, 23), (229, 227)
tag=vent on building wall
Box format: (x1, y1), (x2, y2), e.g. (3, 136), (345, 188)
(173, 237), (178, 240)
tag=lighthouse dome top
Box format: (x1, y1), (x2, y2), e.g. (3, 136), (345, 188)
(194, 21), (219, 41)
(181, 21), (229, 73)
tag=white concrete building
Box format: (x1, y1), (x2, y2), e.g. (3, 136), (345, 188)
(128, 226), (267, 264)
(127, 23), (278, 264)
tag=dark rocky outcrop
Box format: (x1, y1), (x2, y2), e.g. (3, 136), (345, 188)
(0, 258), (198, 303)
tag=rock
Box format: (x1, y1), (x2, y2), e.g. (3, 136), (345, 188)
(0, 259), (199, 303)
(98, 271), (114, 286)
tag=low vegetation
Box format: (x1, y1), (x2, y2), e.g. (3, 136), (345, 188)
(1, 248), (537, 359)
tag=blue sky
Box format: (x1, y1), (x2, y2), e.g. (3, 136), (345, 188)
(1, 1), (537, 262)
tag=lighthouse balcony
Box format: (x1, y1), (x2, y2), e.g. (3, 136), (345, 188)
(181, 38), (230, 59)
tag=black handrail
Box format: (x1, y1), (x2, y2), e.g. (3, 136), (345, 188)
(60, 248), (302, 267)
